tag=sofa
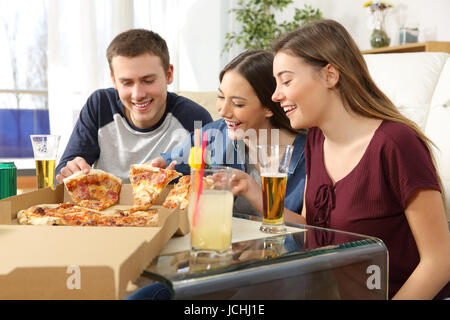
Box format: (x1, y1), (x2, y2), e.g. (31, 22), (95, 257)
(177, 52), (450, 217)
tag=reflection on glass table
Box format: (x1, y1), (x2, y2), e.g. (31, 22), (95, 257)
(142, 213), (388, 300)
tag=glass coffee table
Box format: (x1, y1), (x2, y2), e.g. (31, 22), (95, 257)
(140, 213), (388, 300)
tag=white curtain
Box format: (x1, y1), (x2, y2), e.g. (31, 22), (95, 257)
(48, 0), (133, 162)
(47, 0), (239, 163)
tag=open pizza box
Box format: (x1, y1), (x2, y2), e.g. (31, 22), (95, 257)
(0, 183), (190, 300)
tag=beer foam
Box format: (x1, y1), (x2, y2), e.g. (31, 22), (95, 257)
(261, 173), (287, 178)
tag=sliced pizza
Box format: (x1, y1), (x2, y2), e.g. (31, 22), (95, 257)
(60, 207), (104, 226)
(129, 164), (182, 210)
(162, 175), (191, 210)
(107, 208), (159, 227)
(63, 169), (122, 211)
(17, 204), (63, 225)
(17, 203), (98, 226)
(17, 203), (159, 227)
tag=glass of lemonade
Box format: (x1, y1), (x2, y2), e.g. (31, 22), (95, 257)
(257, 145), (294, 233)
(30, 135), (60, 189)
(188, 166), (234, 257)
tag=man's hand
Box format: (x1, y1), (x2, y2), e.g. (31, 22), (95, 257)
(149, 157), (177, 170)
(56, 156), (91, 183)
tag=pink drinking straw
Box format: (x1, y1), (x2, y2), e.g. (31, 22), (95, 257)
(192, 130), (207, 227)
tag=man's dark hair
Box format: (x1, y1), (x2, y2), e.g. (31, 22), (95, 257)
(106, 29), (170, 73)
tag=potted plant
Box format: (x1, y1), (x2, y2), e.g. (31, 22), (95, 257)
(223, 0), (323, 53)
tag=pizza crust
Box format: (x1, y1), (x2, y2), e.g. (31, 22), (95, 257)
(17, 204), (64, 225)
(129, 164), (161, 172)
(17, 209), (59, 225)
(63, 169), (122, 185)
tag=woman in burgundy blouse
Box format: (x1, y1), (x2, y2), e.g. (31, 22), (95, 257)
(271, 19), (450, 299)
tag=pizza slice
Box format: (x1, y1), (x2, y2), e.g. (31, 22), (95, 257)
(61, 206), (103, 226)
(17, 204), (66, 225)
(129, 164), (182, 210)
(162, 175), (191, 210)
(63, 169), (122, 211)
(17, 203), (99, 226)
(107, 208), (159, 227)
(17, 203), (159, 227)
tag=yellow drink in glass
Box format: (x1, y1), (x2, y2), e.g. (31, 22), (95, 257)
(261, 174), (287, 226)
(189, 189), (234, 252)
(35, 159), (56, 189)
(257, 145), (293, 233)
(189, 166), (234, 256)
(30, 135), (60, 190)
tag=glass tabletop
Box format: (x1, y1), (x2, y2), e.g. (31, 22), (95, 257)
(143, 213), (388, 300)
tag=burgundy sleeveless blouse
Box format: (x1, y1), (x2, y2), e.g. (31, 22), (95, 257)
(305, 121), (448, 299)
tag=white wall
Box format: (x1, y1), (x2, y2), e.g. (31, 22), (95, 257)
(293, 0), (450, 51)
(47, 0), (134, 163)
(135, 0), (238, 92)
(167, 0), (450, 91)
(45, 0), (450, 166)
(47, 0), (450, 99)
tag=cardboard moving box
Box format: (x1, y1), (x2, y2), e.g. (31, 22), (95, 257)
(0, 184), (189, 299)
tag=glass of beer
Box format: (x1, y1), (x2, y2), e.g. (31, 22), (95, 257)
(30, 135), (60, 189)
(257, 145), (294, 233)
(188, 166), (234, 258)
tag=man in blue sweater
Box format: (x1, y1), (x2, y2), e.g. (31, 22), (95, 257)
(55, 29), (212, 182)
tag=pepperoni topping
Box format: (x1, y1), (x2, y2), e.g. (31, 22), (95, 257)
(72, 182), (89, 200)
(107, 190), (119, 201)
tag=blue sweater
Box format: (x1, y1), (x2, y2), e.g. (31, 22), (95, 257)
(161, 119), (306, 214)
(56, 89), (213, 180)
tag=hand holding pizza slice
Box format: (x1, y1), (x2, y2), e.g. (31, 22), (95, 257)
(162, 175), (191, 210)
(129, 164), (182, 210)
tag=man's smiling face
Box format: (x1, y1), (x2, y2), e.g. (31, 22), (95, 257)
(111, 53), (173, 129)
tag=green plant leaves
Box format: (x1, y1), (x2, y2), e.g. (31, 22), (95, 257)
(223, 1), (322, 53)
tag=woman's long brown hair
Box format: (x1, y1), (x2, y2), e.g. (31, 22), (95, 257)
(273, 19), (446, 211)
(220, 49), (300, 135)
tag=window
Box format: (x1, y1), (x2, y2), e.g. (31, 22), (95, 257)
(0, 0), (48, 159)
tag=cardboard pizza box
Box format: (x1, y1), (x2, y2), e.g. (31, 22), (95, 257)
(0, 183), (189, 299)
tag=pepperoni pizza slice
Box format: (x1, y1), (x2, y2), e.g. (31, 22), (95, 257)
(162, 175), (191, 210)
(63, 169), (122, 211)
